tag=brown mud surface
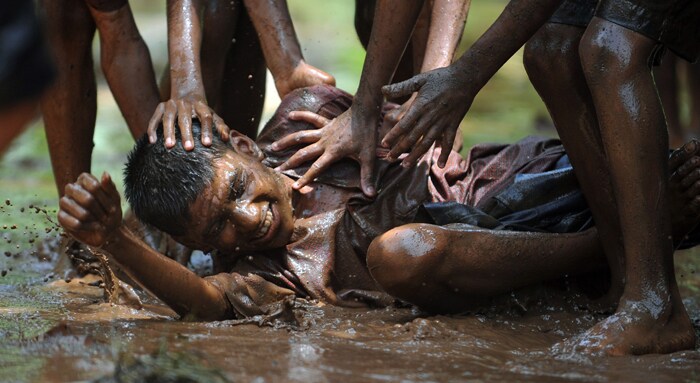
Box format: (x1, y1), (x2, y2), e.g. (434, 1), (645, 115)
(1, 205), (700, 382)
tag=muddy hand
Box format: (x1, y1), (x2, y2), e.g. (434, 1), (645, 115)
(147, 95), (230, 151)
(381, 66), (472, 168)
(271, 108), (377, 197)
(58, 172), (123, 247)
(275, 60), (336, 98)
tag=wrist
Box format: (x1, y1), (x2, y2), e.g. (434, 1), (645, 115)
(102, 225), (130, 253)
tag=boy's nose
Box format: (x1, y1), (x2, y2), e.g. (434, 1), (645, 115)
(231, 201), (261, 233)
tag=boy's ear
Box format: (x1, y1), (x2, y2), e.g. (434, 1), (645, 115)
(229, 130), (264, 161)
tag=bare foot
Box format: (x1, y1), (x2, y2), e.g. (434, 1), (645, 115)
(275, 60), (335, 98)
(553, 297), (695, 355)
(668, 139), (700, 243)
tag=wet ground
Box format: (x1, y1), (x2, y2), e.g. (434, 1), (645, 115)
(1, 206), (699, 382)
(3, 2), (700, 380)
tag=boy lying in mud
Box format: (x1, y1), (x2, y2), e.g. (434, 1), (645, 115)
(57, 86), (700, 347)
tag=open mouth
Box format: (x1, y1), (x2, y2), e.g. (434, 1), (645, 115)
(251, 203), (277, 243)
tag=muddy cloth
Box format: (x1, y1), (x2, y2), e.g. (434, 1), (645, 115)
(0, 0), (54, 110)
(202, 86), (592, 317)
(549, 0), (700, 63)
(204, 85), (700, 317)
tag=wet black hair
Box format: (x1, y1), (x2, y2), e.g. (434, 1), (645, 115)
(123, 121), (230, 236)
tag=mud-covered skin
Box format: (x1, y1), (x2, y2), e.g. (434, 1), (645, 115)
(153, 0), (333, 145)
(524, 22), (626, 309)
(380, 0), (563, 167)
(272, 0), (426, 197)
(58, 128), (700, 325)
(368, 141), (700, 316)
(244, 0), (335, 98)
(274, 0), (471, 193)
(525, 12), (696, 354)
(38, 0), (159, 197)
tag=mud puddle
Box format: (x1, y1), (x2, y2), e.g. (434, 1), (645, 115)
(1, 202), (699, 382)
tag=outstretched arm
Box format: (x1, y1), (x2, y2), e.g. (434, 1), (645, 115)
(243, 0), (335, 98)
(271, 0), (425, 196)
(382, 0), (563, 167)
(57, 172), (232, 321)
(148, 0), (230, 151)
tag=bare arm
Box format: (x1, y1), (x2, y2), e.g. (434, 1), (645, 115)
(382, 0), (562, 166)
(386, 0), (471, 124)
(271, 0), (425, 196)
(242, 0), (334, 97)
(148, 0), (230, 150)
(104, 225), (231, 321)
(57, 172), (232, 321)
(421, 0), (471, 72)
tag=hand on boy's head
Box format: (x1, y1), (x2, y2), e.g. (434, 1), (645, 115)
(57, 172), (123, 247)
(381, 66), (472, 168)
(147, 95), (230, 151)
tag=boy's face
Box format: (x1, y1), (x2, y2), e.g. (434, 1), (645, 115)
(180, 146), (296, 253)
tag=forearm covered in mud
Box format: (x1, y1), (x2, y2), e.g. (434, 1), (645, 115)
(104, 225), (233, 321)
(451, 0), (562, 93)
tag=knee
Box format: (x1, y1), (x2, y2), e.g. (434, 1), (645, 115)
(367, 224), (446, 296)
(579, 22), (651, 85)
(524, 24), (582, 87)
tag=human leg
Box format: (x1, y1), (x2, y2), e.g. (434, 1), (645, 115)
(38, 0), (97, 197)
(368, 141), (700, 314)
(575, 17), (694, 355)
(523, 22), (625, 305)
(87, 0), (159, 139)
(215, 8), (266, 138)
(367, 223), (604, 313)
(200, 0), (239, 109)
(654, 53), (685, 148)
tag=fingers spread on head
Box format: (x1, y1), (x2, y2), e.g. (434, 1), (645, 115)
(148, 103), (165, 143)
(163, 100), (177, 148)
(195, 102), (214, 146)
(213, 115), (230, 141)
(177, 102), (194, 151)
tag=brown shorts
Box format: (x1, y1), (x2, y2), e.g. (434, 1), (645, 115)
(549, 0), (700, 63)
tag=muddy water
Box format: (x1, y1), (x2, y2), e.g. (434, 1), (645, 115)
(1, 209), (700, 382)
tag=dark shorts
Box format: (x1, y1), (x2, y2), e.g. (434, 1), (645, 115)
(549, 0), (700, 63)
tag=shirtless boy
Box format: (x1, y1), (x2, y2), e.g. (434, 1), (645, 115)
(58, 87), (700, 338)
